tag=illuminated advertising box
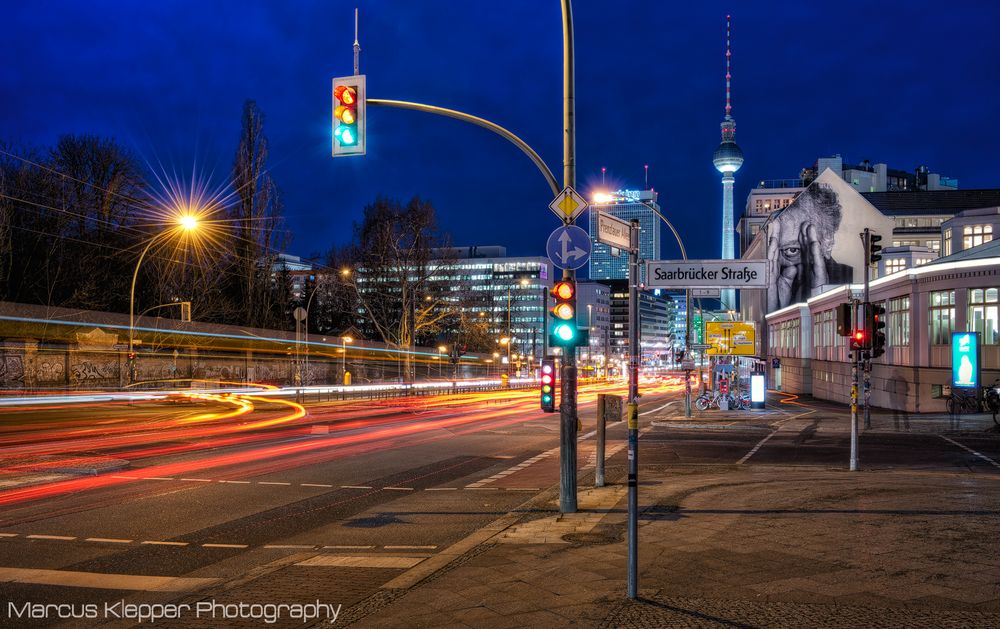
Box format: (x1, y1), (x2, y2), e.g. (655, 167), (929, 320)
(951, 331), (979, 389)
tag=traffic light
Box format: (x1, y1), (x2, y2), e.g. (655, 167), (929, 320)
(850, 327), (869, 351)
(865, 228), (883, 266)
(540, 358), (556, 412)
(550, 280), (579, 347)
(836, 303), (853, 337)
(332, 75), (366, 157)
(868, 303), (887, 359)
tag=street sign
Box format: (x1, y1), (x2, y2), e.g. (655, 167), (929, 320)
(546, 225), (591, 270)
(595, 211), (633, 251)
(293, 307), (308, 322)
(689, 343), (712, 350)
(692, 288), (721, 299)
(705, 321), (756, 356)
(681, 360), (695, 371)
(548, 187), (589, 223)
(645, 260), (768, 289)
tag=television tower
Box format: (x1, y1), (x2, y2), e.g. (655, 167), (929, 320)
(712, 15), (743, 311)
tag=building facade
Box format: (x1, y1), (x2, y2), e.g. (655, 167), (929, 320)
(588, 189), (661, 283)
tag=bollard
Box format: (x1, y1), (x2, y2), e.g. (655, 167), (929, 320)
(596, 397), (606, 487)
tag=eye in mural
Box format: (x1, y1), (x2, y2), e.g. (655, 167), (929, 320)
(766, 184), (854, 311)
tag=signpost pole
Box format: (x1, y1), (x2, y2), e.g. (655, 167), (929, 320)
(862, 231), (872, 430)
(685, 289), (692, 417)
(627, 220), (640, 600)
(850, 300), (860, 472)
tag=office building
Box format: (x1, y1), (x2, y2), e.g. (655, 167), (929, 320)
(588, 189), (662, 283)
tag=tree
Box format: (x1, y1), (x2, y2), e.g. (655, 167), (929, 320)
(227, 100), (287, 329)
(346, 197), (457, 381)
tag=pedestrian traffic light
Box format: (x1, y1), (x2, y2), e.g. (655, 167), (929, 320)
(865, 229), (883, 266)
(836, 303), (853, 336)
(332, 75), (366, 157)
(550, 280), (578, 347)
(850, 328), (868, 350)
(868, 303), (887, 359)
(540, 358), (556, 412)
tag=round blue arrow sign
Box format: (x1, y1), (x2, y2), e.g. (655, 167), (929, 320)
(546, 225), (592, 270)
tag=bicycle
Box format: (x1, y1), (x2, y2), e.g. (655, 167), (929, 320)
(695, 390), (740, 411)
(984, 379), (1000, 426)
(946, 387), (981, 415)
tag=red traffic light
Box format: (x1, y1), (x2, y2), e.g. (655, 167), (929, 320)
(854, 331), (863, 341)
(334, 85), (356, 106)
(552, 281), (574, 300)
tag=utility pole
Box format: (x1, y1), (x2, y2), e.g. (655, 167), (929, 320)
(850, 297), (860, 472)
(862, 228), (873, 430)
(626, 219), (640, 599)
(558, 0), (579, 515)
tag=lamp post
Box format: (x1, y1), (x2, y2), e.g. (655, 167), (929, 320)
(128, 214), (199, 385)
(438, 345), (447, 377)
(341, 336), (353, 384)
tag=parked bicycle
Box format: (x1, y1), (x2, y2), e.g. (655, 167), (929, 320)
(985, 378), (1000, 426)
(946, 387), (982, 415)
(695, 390), (745, 411)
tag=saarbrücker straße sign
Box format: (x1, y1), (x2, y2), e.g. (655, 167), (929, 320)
(644, 260), (768, 289)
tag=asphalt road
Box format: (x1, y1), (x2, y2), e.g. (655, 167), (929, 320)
(0, 383), (997, 628)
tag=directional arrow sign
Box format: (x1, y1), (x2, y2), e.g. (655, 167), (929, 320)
(548, 187), (589, 223)
(546, 225), (591, 270)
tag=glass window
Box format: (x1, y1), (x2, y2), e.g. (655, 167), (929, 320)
(888, 297), (910, 347)
(969, 288), (999, 345)
(885, 259), (907, 275)
(943, 230), (952, 256)
(929, 290), (955, 345)
(962, 224), (993, 250)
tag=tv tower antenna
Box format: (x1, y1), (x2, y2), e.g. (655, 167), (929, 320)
(724, 14), (732, 119)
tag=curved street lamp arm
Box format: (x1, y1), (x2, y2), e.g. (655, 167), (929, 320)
(367, 98), (560, 197)
(129, 233), (169, 353)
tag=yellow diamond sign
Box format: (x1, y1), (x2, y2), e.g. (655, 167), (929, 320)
(549, 187), (588, 222)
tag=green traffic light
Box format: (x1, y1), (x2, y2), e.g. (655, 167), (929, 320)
(553, 323), (576, 342)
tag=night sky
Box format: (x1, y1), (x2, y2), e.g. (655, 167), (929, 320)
(4, 1), (999, 267)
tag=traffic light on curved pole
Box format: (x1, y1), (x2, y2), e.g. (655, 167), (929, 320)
(868, 303), (887, 358)
(332, 75), (366, 157)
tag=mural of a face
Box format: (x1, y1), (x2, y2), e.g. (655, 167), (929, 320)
(766, 184), (854, 311)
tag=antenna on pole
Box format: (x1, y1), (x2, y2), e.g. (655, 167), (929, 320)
(601, 166), (606, 186)
(724, 14), (732, 119)
(644, 164), (648, 189)
(353, 7), (361, 76)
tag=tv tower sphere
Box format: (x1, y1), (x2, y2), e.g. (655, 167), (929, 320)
(713, 135), (744, 174)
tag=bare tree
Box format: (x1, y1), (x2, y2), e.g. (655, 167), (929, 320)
(228, 100), (287, 329)
(346, 197), (458, 381)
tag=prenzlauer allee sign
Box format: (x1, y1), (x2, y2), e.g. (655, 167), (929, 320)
(645, 260), (769, 289)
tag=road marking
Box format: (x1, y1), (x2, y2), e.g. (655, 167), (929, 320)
(737, 430), (780, 465)
(738, 409), (815, 465)
(384, 487), (414, 491)
(258, 481), (291, 486)
(322, 545), (375, 550)
(940, 435), (1000, 469)
(219, 480), (250, 484)
(0, 533), (18, 538)
(298, 555), (426, 569)
(647, 400), (679, 415)
(426, 487), (457, 491)
(143, 477), (175, 481)
(141, 540), (189, 546)
(507, 487), (540, 491)
(341, 485), (373, 490)
(202, 543), (248, 549)
(26, 534), (76, 541)
(0, 567), (216, 591)
(263, 544), (316, 549)
(179, 478), (212, 482)
(384, 545), (437, 550)
(301, 483), (333, 488)
(85, 537), (133, 544)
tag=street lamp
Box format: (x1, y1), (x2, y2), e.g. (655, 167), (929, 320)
(128, 213), (200, 385)
(341, 336), (353, 384)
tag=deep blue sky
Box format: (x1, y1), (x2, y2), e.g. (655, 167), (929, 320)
(4, 1), (999, 264)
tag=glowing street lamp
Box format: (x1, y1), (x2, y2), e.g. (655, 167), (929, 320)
(128, 212), (202, 384)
